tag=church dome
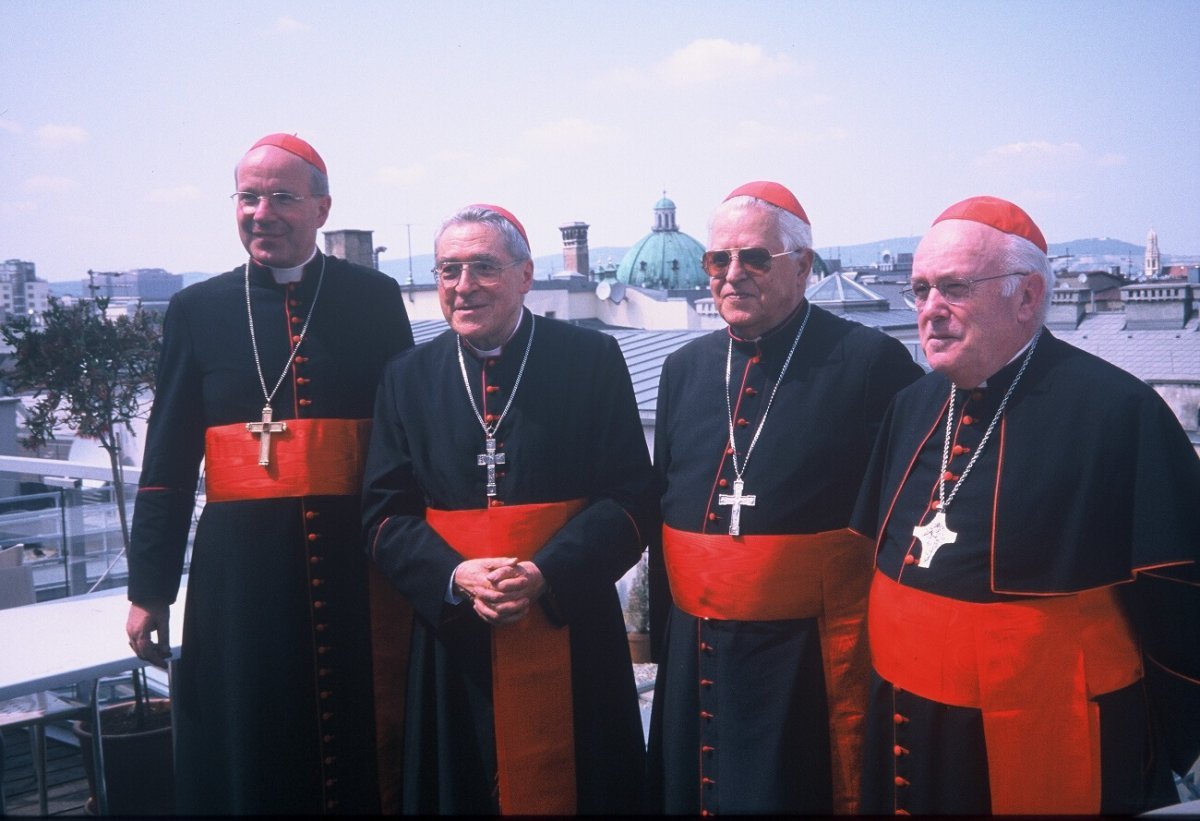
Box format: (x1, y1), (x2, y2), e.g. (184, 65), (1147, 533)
(616, 194), (708, 290)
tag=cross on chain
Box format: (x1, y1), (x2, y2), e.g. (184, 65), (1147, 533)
(246, 404), (288, 467)
(476, 436), (506, 497)
(912, 510), (958, 568)
(717, 478), (756, 536)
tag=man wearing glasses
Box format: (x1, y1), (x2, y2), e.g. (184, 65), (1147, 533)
(362, 204), (654, 814)
(647, 181), (921, 814)
(852, 196), (1200, 814)
(126, 133), (413, 813)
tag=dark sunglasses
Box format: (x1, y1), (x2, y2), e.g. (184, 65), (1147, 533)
(702, 247), (799, 278)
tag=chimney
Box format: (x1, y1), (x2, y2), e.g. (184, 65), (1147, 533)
(1046, 288), (1088, 330)
(324, 229), (375, 268)
(559, 222), (590, 278)
(1121, 282), (1194, 330)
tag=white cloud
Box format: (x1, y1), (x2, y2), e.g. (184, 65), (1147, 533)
(523, 118), (622, 147)
(978, 140), (1124, 170)
(146, 185), (201, 203)
(36, 123), (88, 147)
(594, 38), (806, 90)
(657, 39), (803, 86)
(24, 175), (78, 192)
(378, 163), (428, 185)
(273, 16), (310, 33)
(0, 119), (23, 135)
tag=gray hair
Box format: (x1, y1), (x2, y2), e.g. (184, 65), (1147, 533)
(434, 206), (531, 261)
(997, 233), (1054, 319)
(710, 195), (813, 253)
(233, 159), (329, 197)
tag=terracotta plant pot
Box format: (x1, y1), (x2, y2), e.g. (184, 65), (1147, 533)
(627, 631), (652, 663)
(70, 698), (174, 816)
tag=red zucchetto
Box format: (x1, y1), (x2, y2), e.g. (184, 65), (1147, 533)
(249, 133), (327, 175)
(932, 195), (1047, 253)
(723, 181), (810, 225)
(470, 203), (529, 248)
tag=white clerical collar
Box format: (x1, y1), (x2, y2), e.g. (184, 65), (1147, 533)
(269, 248), (318, 284)
(464, 310), (526, 358)
(977, 331), (1038, 389)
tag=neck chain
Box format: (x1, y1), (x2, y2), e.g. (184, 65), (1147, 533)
(457, 313), (536, 497)
(719, 301), (811, 535)
(912, 328), (1041, 567)
(245, 255), (326, 407)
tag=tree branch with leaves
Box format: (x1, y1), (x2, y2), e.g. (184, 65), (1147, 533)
(1, 296), (161, 552)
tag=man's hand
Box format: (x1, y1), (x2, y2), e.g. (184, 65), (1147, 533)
(454, 559), (546, 625)
(126, 601), (172, 669)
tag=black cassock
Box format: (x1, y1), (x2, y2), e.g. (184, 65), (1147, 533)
(852, 330), (1200, 814)
(647, 303), (922, 814)
(362, 310), (654, 814)
(128, 254), (412, 814)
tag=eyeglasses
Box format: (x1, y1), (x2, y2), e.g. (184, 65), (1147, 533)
(433, 259), (523, 285)
(902, 272), (1030, 305)
(702, 247), (798, 278)
(231, 191), (307, 209)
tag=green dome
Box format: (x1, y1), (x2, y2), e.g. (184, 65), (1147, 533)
(616, 195), (708, 290)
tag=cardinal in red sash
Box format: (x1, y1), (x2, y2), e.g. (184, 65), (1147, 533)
(646, 181), (922, 814)
(362, 204), (655, 814)
(851, 196), (1200, 814)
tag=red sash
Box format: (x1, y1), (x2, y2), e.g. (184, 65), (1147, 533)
(869, 571), (1143, 814)
(204, 418), (371, 501)
(662, 525), (874, 815)
(426, 500), (585, 816)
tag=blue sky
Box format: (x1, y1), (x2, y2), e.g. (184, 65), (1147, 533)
(2, 0), (1197, 281)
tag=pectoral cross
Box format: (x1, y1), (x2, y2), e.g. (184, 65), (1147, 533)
(912, 510), (958, 568)
(718, 478), (756, 536)
(476, 437), (506, 497)
(246, 404), (287, 467)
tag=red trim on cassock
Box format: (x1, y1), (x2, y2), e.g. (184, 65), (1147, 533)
(662, 524), (873, 814)
(426, 500), (586, 816)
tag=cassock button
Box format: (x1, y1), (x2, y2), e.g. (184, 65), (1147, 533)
(291, 335), (302, 344)
(700, 679), (714, 687)
(323, 734), (333, 743)
(313, 601), (327, 610)
(896, 810), (911, 815)
(736, 418), (749, 428)
(893, 713), (908, 725)
(297, 377), (310, 385)
(700, 711), (714, 720)
(289, 299), (300, 308)
(326, 800), (337, 810)
(702, 777), (716, 786)
(308, 533), (321, 542)
(952, 444), (969, 456)
(702, 745), (716, 753)
(903, 554), (917, 566)
(295, 355), (307, 364)
(320, 690), (331, 699)
(751, 355), (761, 364)
(486, 385), (500, 394)
(315, 623), (327, 632)
(961, 414), (975, 425)
(487, 358), (498, 367)
(310, 556), (322, 565)
(718, 478), (729, 488)
(942, 471), (958, 482)
(971, 390), (984, 402)
(324, 778), (336, 788)
(311, 579), (323, 587)
(489, 499), (504, 508)
(893, 745), (908, 757)
(291, 315), (302, 325)
(319, 668), (330, 677)
(894, 776), (910, 787)
(322, 712), (334, 721)
(744, 386), (757, 397)
(708, 512), (718, 521)
(930, 499), (940, 509)
(700, 642), (714, 654)
(324, 756), (335, 765)
(725, 446), (733, 455)
(300, 398), (312, 406)
(306, 510), (319, 520)
(485, 413), (497, 423)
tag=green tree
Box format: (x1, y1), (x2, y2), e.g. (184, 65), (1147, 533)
(1, 296), (161, 552)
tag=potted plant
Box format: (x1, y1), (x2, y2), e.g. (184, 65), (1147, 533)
(70, 669), (174, 815)
(624, 552), (652, 663)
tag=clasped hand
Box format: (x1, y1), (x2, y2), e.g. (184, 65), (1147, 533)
(453, 558), (545, 625)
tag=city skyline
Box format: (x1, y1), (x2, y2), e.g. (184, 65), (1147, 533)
(2, 0), (1198, 282)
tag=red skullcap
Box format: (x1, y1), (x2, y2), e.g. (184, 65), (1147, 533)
(470, 203), (529, 248)
(932, 195), (1047, 253)
(724, 181), (810, 225)
(249, 133), (327, 175)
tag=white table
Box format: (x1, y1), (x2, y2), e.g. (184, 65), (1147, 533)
(0, 585), (185, 813)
